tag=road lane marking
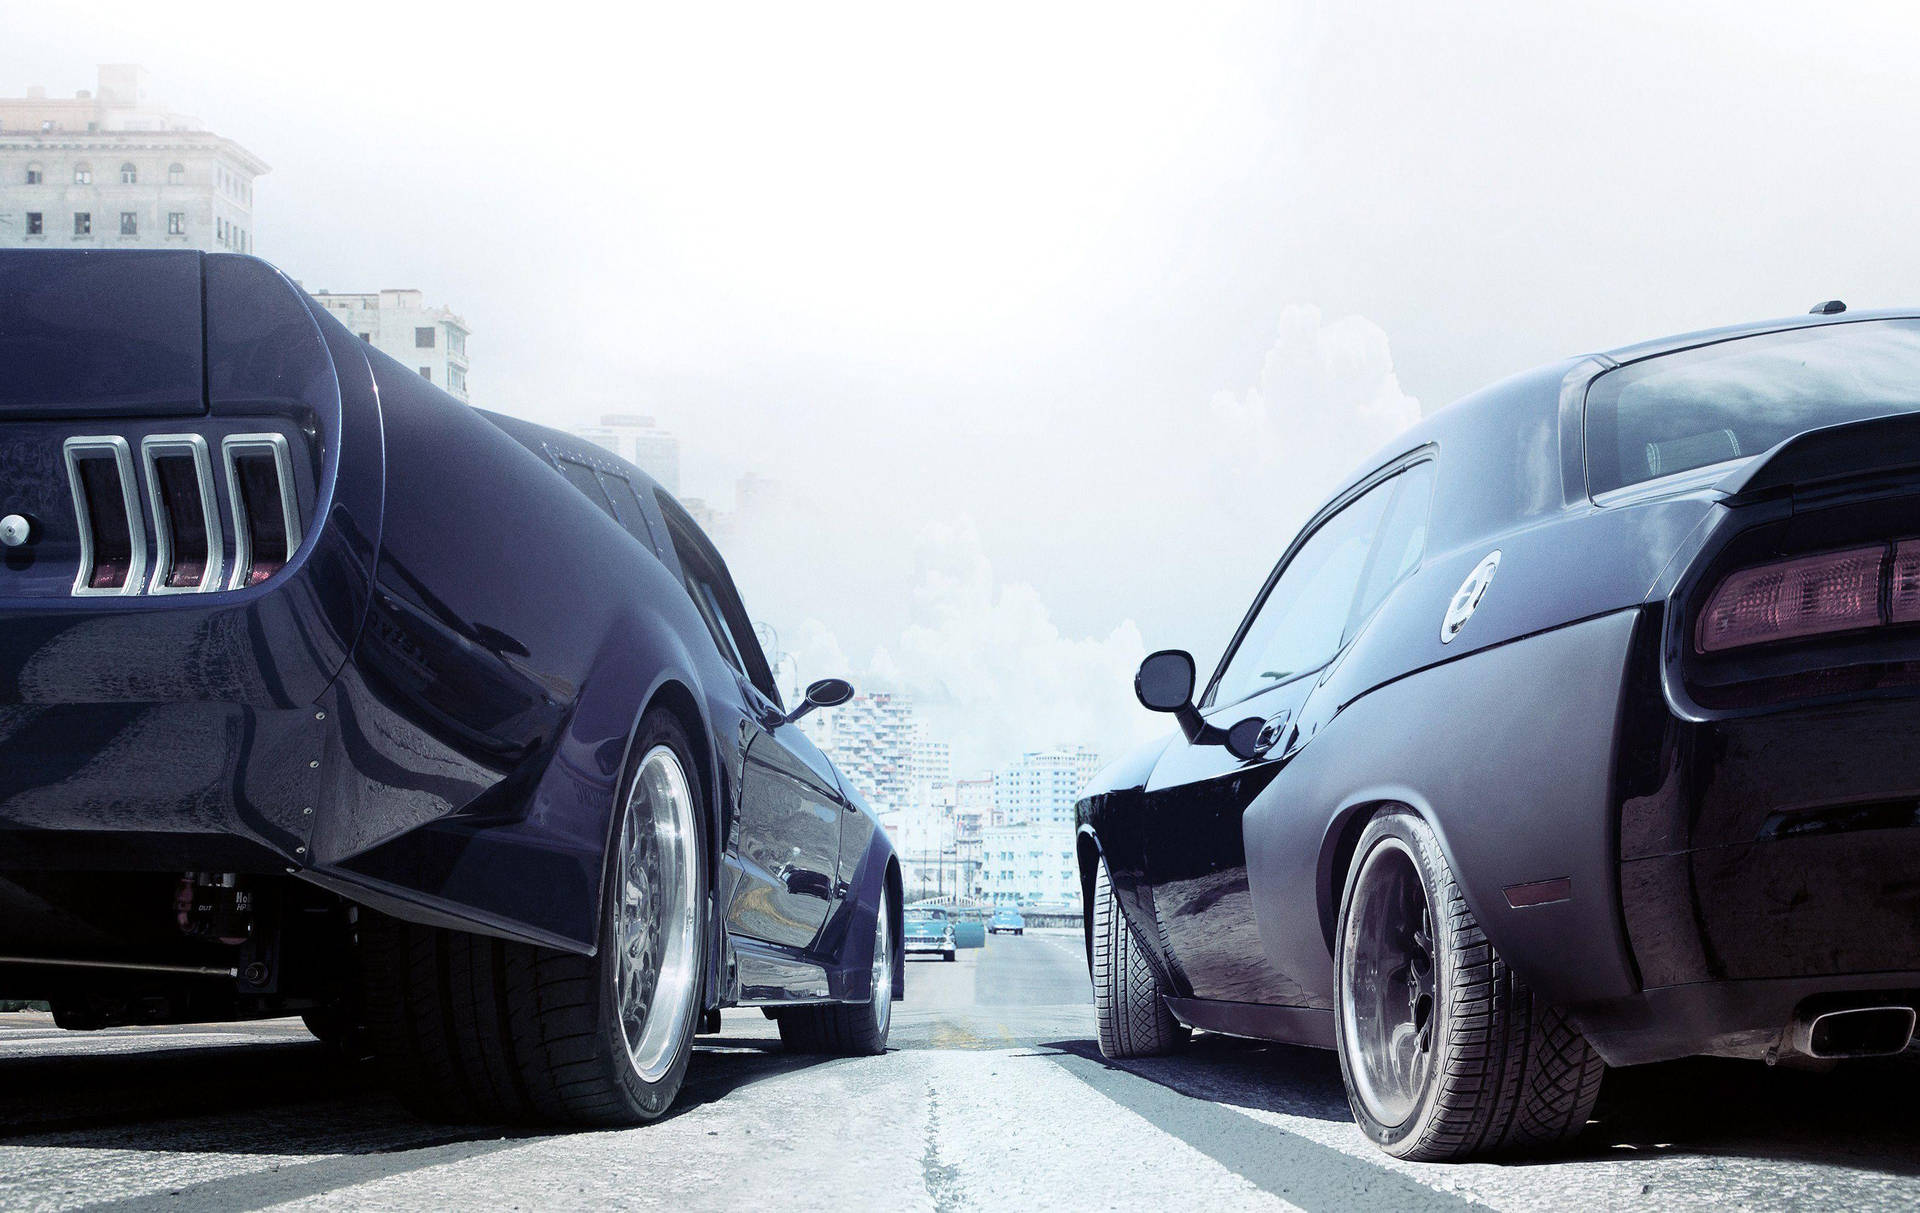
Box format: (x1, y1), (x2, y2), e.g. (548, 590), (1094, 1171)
(1045, 1045), (1489, 1213)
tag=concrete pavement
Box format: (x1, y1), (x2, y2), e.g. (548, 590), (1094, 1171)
(0, 928), (1917, 1211)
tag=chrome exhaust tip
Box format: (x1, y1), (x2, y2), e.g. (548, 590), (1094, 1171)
(1790, 1005), (1917, 1059)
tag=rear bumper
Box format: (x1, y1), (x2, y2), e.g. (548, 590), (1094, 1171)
(1605, 663), (1920, 1063)
(903, 938), (954, 954)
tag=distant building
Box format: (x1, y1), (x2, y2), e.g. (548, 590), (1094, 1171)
(992, 746), (1103, 828)
(0, 65), (268, 254)
(569, 414), (681, 494)
(801, 690), (918, 814)
(952, 774), (994, 845)
(312, 289), (471, 401)
(980, 820), (1080, 908)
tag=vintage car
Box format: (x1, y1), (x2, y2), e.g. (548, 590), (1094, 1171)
(0, 249), (902, 1126)
(903, 907), (957, 960)
(1077, 305), (1920, 1161)
(989, 907), (1025, 936)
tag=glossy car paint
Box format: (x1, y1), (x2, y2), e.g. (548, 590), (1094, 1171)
(0, 249), (901, 1020)
(1079, 308), (1920, 1066)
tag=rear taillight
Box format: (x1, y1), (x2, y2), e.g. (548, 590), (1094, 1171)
(63, 436), (147, 596)
(221, 434), (301, 589)
(1890, 542), (1920, 624)
(142, 435), (223, 594)
(1697, 543), (1895, 653)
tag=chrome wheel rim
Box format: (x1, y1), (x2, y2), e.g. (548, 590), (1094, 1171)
(1340, 838), (1438, 1128)
(615, 744), (701, 1084)
(871, 886), (891, 1037)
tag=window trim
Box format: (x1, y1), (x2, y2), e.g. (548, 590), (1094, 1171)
(654, 491), (783, 708)
(1201, 446), (1436, 710)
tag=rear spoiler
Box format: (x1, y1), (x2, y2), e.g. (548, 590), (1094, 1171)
(0, 249), (333, 420)
(1716, 412), (1920, 504)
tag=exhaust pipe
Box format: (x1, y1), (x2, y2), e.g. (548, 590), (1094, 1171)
(1790, 1004), (1917, 1059)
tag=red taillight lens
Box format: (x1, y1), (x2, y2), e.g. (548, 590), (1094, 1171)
(1891, 541), (1920, 624)
(1696, 546), (1885, 654)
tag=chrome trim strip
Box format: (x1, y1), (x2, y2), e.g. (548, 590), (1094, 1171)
(140, 433), (225, 595)
(220, 433), (302, 591)
(62, 435), (147, 597)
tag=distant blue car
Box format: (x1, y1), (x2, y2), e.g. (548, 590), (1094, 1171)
(989, 907), (1025, 936)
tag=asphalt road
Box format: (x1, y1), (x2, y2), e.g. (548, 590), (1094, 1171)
(1, 929), (1917, 1211)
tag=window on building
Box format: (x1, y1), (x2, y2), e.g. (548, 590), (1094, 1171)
(24, 164), (42, 185)
(119, 212), (137, 236)
(73, 164), (92, 184)
(417, 367), (432, 382)
(167, 212), (184, 235)
(73, 212), (91, 237)
(25, 212), (42, 236)
(167, 163), (184, 185)
(216, 218), (225, 242)
(119, 163), (137, 184)
(414, 327), (436, 349)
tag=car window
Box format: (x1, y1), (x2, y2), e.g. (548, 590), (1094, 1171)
(556, 456), (617, 520)
(1584, 319), (1920, 494)
(1345, 462), (1434, 643)
(909, 908), (945, 922)
(1209, 474), (1395, 708)
(597, 471), (662, 552)
(655, 492), (783, 706)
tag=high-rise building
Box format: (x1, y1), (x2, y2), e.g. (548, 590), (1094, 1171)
(801, 691), (918, 814)
(0, 66), (268, 254)
(311, 290), (471, 401)
(991, 745), (1103, 828)
(569, 414), (680, 493)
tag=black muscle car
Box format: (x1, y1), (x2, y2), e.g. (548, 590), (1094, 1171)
(1078, 305), (1920, 1160)
(0, 249), (901, 1125)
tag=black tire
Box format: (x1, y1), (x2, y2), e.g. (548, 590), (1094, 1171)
(1091, 856), (1187, 1057)
(1333, 809), (1605, 1160)
(775, 885), (894, 1056)
(356, 709), (710, 1125)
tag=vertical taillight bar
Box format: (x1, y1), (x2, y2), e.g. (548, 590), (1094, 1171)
(221, 434), (301, 590)
(62, 436), (147, 596)
(141, 435), (224, 594)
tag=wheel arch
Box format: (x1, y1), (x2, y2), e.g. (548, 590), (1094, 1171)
(1076, 825), (1104, 971)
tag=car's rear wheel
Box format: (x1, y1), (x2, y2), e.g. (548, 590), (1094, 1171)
(1334, 809), (1604, 1160)
(1091, 855), (1187, 1057)
(357, 709), (709, 1124)
(774, 884), (894, 1055)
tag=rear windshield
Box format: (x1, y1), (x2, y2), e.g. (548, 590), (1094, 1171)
(1585, 319), (1920, 494)
(908, 909), (946, 922)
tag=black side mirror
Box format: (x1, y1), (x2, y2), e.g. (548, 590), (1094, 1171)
(1135, 650), (1213, 744)
(785, 677), (854, 725)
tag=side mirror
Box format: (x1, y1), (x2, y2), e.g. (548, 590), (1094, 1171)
(1135, 649), (1214, 744)
(784, 677), (854, 725)
(1135, 650), (1196, 712)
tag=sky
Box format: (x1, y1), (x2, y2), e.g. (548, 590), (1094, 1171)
(9, 1), (1920, 771)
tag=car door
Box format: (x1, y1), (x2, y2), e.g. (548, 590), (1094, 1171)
(1139, 460), (1433, 1005)
(655, 497), (844, 952)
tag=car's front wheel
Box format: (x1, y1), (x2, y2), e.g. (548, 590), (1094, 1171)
(358, 709), (709, 1124)
(1090, 855), (1187, 1057)
(1334, 808), (1604, 1160)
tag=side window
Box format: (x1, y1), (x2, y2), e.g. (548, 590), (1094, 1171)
(1345, 462), (1435, 643)
(597, 471), (662, 552)
(1209, 476), (1395, 708)
(555, 456), (617, 520)
(656, 493), (782, 707)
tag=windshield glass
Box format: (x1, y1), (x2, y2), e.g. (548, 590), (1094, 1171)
(907, 909), (946, 923)
(1585, 319), (1920, 494)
